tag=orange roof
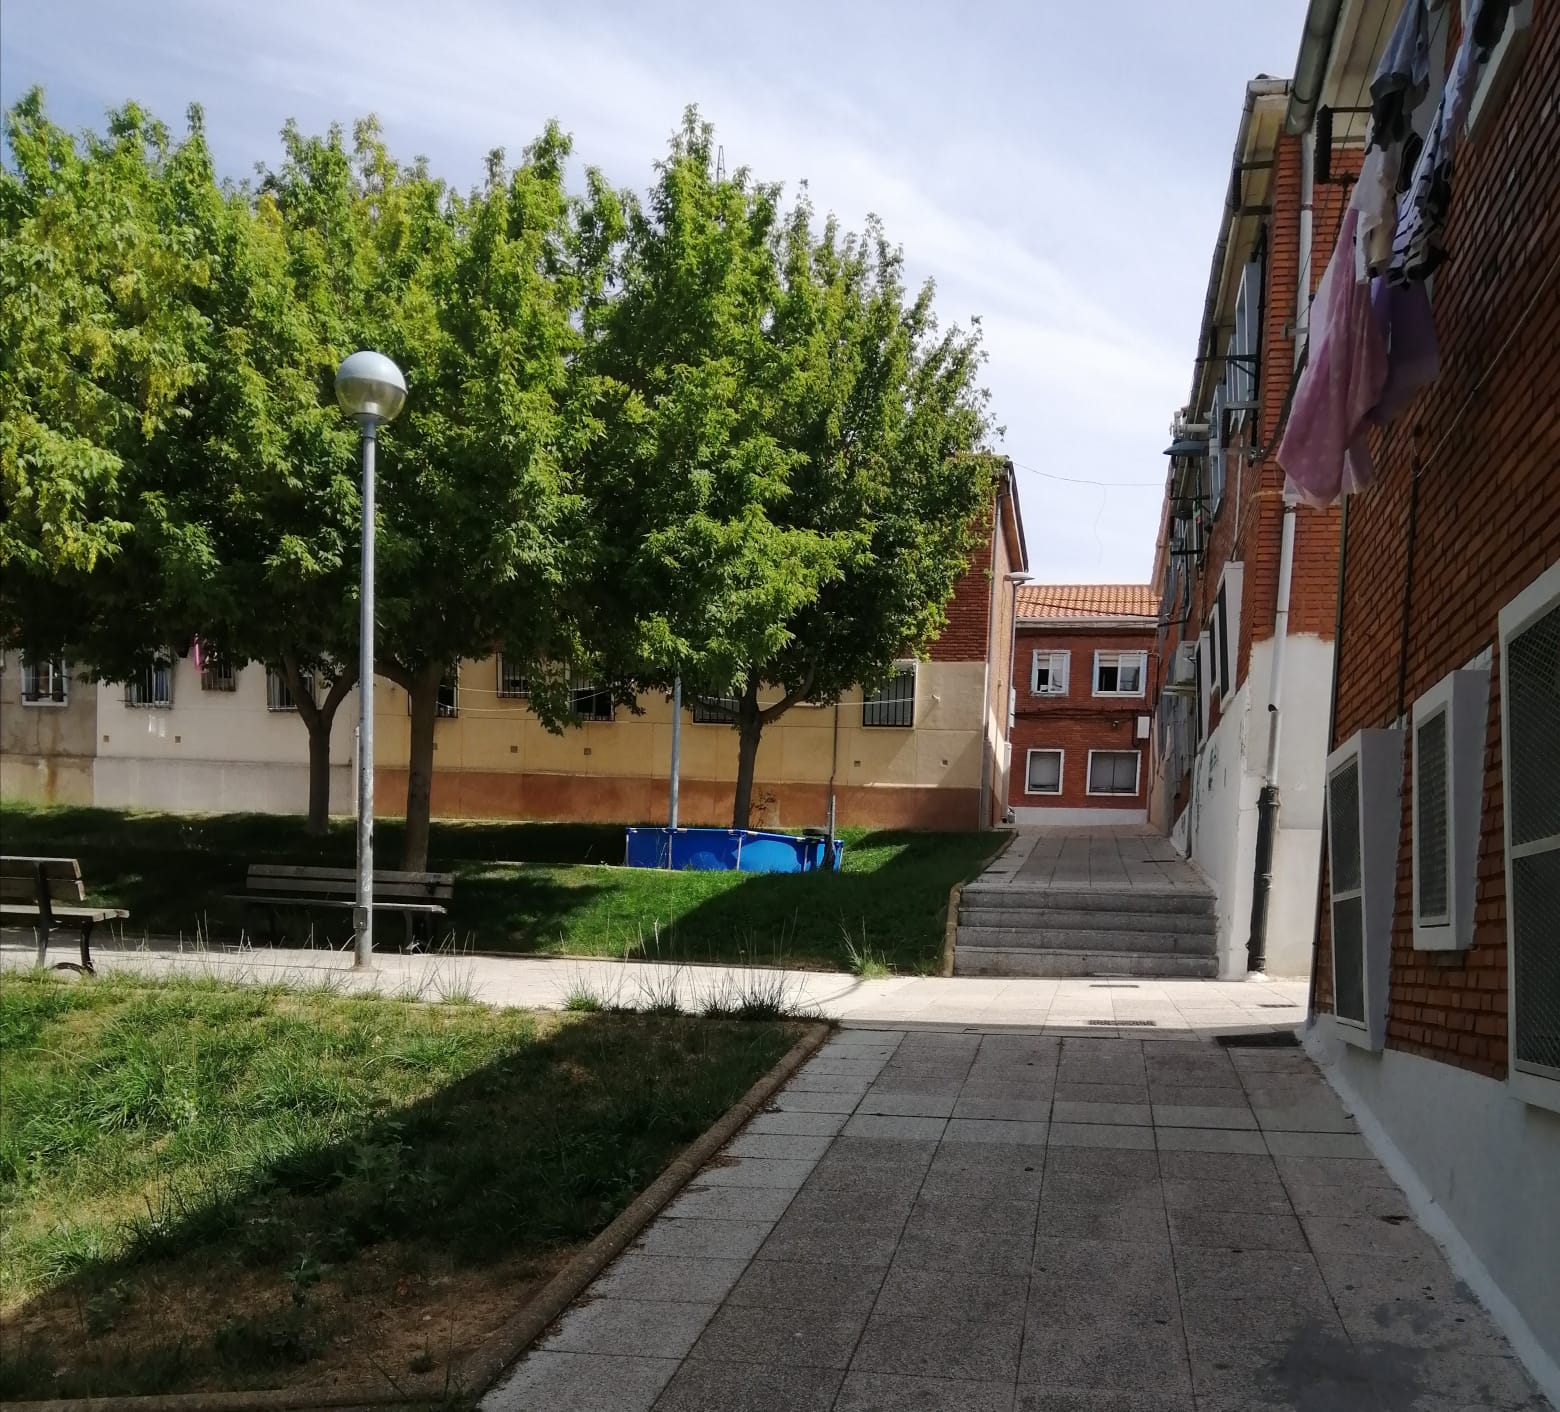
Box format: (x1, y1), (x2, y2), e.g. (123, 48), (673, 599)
(1017, 583), (1158, 620)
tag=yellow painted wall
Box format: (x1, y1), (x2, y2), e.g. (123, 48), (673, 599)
(0, 653), (98, 806)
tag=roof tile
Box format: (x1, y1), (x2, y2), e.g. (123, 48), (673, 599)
(1016, 583), (1158, 620)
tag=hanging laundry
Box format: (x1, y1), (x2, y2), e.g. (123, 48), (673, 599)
(1355, 0), (1434, 278)
(1278, 207), (1389, 507)
(1368, 277), (1441, 425)
(1389, 0), (1514, 285)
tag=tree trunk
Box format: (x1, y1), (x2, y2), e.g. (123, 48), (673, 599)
(402, 664), (442, 871)
(732, 695), (763, 830)
(281, 654), (359, 837)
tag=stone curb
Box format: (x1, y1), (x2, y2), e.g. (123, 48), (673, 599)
(3, 1021), (832, 1412)
(942, 882), (962, 977)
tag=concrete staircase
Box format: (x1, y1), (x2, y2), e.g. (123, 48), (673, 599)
(953, 882), (1219, 978)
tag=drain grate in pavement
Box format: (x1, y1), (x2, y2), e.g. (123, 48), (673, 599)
(1089, 983), (1140, 989)
(1090, 1019), (1157, 1027)
(1216, 1031), (1301, 1048)
(1258, 1003), (1300, 1009)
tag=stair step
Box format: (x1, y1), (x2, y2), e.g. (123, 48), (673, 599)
(955, 926), (1216, 956)
(959, 886), (1215, 915)
(958, 906), (1216, 935)
(953, 947), (1220, 979)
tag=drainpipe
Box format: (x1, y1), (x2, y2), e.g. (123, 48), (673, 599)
(667, 675), (681, 854)
(1286, 0), (1345, 135)
(826, 701), (840, 869)
(1247, 500), (1297, 974)
(977, 492), (1000, 829)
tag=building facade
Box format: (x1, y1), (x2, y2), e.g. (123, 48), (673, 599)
(1148, 78), (1349, 979)
(1008, 585), (1158, 826)
(2, 467), (1027, 833)
(1289, 0), (1559, 1389)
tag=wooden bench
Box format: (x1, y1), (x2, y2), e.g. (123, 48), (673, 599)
(229, 865), (455, 952)
(0, 856), (128, 973)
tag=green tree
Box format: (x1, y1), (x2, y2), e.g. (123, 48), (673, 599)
(0, 92), (363, 834)
(586, 112), (998, 827)
(261, 121), (596, 868)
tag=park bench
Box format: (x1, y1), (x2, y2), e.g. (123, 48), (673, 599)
(229, 864), (454, 952)
(0, 856), (128, 972)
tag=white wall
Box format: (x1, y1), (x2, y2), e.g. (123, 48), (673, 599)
(1308, 1019), (1560, 1403)
(1170, 635), (1333, 978)
(94, 657), (356, 817)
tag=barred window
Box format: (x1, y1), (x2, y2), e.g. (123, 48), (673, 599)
(21, 656), (68, 705)
(497, 656), (529, 699)
(124, 657), (173, 708)
(863, 662), (916, 728)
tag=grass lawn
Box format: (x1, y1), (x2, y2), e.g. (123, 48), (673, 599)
(0, 970), (801, 1398)
(0, 803), (1004, 972)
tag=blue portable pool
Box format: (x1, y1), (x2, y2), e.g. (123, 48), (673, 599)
(624, 827), (844, 873)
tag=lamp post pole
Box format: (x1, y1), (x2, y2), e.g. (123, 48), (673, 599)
(335, 351), (407, 970)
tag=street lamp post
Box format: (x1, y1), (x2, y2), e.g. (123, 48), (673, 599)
(335, 351), (407, 969)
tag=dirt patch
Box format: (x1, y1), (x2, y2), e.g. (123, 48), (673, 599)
(1, 1239), (573, 1398)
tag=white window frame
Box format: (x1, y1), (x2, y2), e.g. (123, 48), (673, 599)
(1326, 728), (1405, 1052)
(1206, 563), (1244, 706)
(1025, 748), (1064, 796)
(1030, 649), (1070, 697)
(1225, 256), (1262, 421)
(124, 656), (174, 709)
(1466, 0), (1532, 138)
(267, 666), (313, 712)
(1411, 667), (1490, 952)
(1092, 650), (1147, 699)
(1498, 560), (1560, 1112)
(20, 655), (69, 707)
(1086, 748), (1141, 797)
(1208, 387), (1227, 517)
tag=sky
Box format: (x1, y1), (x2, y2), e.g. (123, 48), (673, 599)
(2, 0), (1307, 585)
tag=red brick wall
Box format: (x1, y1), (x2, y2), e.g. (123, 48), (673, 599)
(1011, 624), (1156, 810)
(1313, 7), (1560, 1079)
(929, 502), (995, 663)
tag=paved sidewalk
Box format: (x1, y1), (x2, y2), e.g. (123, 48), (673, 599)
(485, 1029), (1551, 1412)
(0, 938), (1306, 1033)
(984, 827), (1211, 892)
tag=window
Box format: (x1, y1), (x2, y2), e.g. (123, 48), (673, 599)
(1087, 750), (1140, 796)
(436, 668), (460, 718)
(21, 656), (68, 705)
(1411, 668), (1490, 951)
(863, 661), (916, 727)
(124, 657), (174, 708)
(267, 667), (313, 712)
(1031, 650), (1070, 696)
(1498, 560), (1560, 1110)
(1326, 728), (1404, 1051)
(200, 657), (236, 692)
(1225, 256), (1262, 415)
(571, 673), (614, 722)
(1194, 634), (1210, 744)
(692, 690), (742, 724)
(1467, 0), (1532, 136)
(1093, 650), (1146, 698)
(1208, 387), (1227, 516)
(496, 656), (530, 699)
(1026, 749), (1063, 795)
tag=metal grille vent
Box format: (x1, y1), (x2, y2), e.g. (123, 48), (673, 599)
(1332, 895), (1366, 1023)
(1416, 710), (1450, 920)
(1507, 601), (1560, 1077)
(1088, 1019), (1156, 1027)
(1329, 758), (1362, 893)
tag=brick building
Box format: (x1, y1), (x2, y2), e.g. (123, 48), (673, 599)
(1147, 77), (1348, 978)
(4, 467), (1028, 833)
(1008, 585), (1157, 825)
(1287, 0), (1560, 1384)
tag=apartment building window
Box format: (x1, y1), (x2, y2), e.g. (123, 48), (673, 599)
(266, 667), (314, 711)
(1025, 749), (1063, 795)
(21, 656), (68, 705)
(863, 662), (916, 727)
(1031, 650), (1070, 696)
(1498, 560), (1560, 1111)
(1411, 668), (1490, 951)
(496, 656), (530, 699)
(1468, 0), (1532, 134)
(437, 668), (460, 718)
(1093, 651), (1146, 697)
(200, 657), (237, 692)
(1326, 728), (1404, 1051)
(571, 673), (614, 722)
(1087, 750), (1140, 796)
(124, 656), (174, 708)
(1225, 256), (1262, 416)
(1208, 387), (1227, 517)
(692, 689), (742, 724)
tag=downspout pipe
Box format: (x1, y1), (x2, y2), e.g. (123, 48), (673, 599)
(1286, 0), (1345, 135)
(1247, 499), (1298, 974)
